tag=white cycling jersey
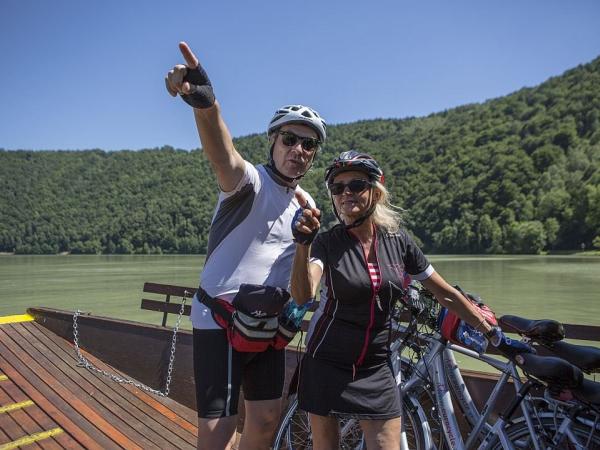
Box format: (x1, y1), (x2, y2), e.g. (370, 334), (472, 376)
(191, 161), (314, 329)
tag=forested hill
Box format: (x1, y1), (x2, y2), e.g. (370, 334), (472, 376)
(2, 57), (600, 255)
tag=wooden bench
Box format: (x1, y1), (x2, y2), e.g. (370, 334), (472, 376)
(140, 282), (194, 327)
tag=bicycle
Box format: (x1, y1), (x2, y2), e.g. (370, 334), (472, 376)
(273, 283), (600, 449)
(481, 315), (600, 449)
(399, 286), (600, 449)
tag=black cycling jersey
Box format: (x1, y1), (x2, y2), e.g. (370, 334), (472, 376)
(306, 224), (433, 369)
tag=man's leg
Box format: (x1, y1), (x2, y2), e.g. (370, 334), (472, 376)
(197, 416), (238, 450)
(194, 328), (244, 449)
(240, 346), (285, 449)
(238, 398), (282, 450)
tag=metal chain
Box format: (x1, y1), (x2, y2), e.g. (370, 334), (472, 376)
(72, 293), (189, 397)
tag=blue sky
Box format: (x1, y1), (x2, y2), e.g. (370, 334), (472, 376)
(1, 0), (599, 151)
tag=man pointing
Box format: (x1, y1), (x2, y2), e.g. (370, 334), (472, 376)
(165, 42), (326, 449)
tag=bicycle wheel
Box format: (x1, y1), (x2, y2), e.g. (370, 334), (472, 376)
(272, 395), (364, 450)
(272, 394), (430, 450)
(484, 415), (600, 450)
(402, 394), (431, 450)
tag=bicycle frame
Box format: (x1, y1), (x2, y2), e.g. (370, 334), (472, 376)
(400, 332), (545, 450)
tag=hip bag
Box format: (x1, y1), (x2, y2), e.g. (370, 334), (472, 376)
(197, 284), (301, 352)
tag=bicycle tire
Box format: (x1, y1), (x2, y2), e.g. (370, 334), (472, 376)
(402, 393), (432, 450)
(484, 415), (600, 450)
(272, 394), (430, 450)
(272, 394), (364, 450)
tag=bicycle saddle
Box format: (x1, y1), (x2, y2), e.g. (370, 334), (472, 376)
(573, 378), (600, 406)
(544, 340), (600, 373)
(498, 315), (565, 343)
(517, 353), (583, 389)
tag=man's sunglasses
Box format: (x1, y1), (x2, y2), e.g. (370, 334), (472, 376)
(328, 179), (372, 196)
(279, 131), (321, 152)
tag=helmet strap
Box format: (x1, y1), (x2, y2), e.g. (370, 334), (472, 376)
(331, 188), (377, 230)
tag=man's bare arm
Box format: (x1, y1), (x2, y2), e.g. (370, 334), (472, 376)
(166, 42), (245, 191)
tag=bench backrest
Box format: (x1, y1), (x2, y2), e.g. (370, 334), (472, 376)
(140, 282), (195, 327)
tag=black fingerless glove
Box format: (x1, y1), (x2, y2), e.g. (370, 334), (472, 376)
(291, 207), (318, 245)
(180, 64), (215, 109)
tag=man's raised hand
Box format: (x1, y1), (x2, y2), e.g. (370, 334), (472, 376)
(165, 42), (215, 109)
(291, 191), (321, 245)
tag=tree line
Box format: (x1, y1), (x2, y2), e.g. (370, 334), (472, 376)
(1, 56), (599, 255)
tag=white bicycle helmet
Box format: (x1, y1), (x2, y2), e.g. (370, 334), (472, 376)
(267, 105), (327, 143)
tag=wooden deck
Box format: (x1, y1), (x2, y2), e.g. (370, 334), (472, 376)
(0, 316), (198, 449)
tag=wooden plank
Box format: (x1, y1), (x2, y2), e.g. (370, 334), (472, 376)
(143, 283), (196, 298)
(0, 327), (131, 450)
(0, 428), (10, 446)
(0, 428), (64, 450)
(27, 308), (197, 411)
(13, 323), (184, 449)
(0, 385), (43, 449)
(31, 323), (197, 448)
(563, 323), (600, 341)
(0, 340), (105, 450)
(1, 378), (83, 450)
(140, 299), (191, 316)
(4, 323), (161, 450)
(120, 388), (198, 435)
(0, 315), (34, 325)
(0, 383), (66, 449)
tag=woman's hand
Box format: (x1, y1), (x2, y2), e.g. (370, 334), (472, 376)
(292, 191), (321, 245)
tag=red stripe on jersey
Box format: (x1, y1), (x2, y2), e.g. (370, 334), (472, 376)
(367, 262), (381, 290)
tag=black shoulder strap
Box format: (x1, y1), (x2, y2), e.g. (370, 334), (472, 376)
(197, 287), (233, 322)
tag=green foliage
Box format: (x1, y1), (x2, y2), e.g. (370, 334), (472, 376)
(1, 56), (600, 254)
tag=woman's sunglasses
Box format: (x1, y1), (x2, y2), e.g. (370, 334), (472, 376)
(328, 179), (372, 196)
(279, 131), (321, 152)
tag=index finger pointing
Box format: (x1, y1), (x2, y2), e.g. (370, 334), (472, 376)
(178, 41), (199, 69)
(295, 191), (308, 208)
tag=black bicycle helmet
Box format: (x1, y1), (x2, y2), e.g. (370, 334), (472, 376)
(325, 151), (384, 229)
(324, 151), (384, 185)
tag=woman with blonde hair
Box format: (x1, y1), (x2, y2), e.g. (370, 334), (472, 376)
(289, 150), (518, 449)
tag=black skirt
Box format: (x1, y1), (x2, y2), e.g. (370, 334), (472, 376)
(297, 354), (401, 420)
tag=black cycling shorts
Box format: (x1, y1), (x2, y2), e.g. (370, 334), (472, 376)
(193, 328), (285, 418)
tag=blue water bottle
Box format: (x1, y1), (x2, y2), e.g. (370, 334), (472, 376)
(457, 321), (488, 354)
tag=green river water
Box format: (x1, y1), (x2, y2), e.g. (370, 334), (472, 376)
(1, 254), (598, 327)
(1, 254), (598, 372)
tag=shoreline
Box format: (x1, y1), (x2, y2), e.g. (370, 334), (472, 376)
(1, 251), (599, 257)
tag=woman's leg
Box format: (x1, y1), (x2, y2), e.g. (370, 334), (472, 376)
(360, 417), (402, 450)
(309, 413), (340, 450)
